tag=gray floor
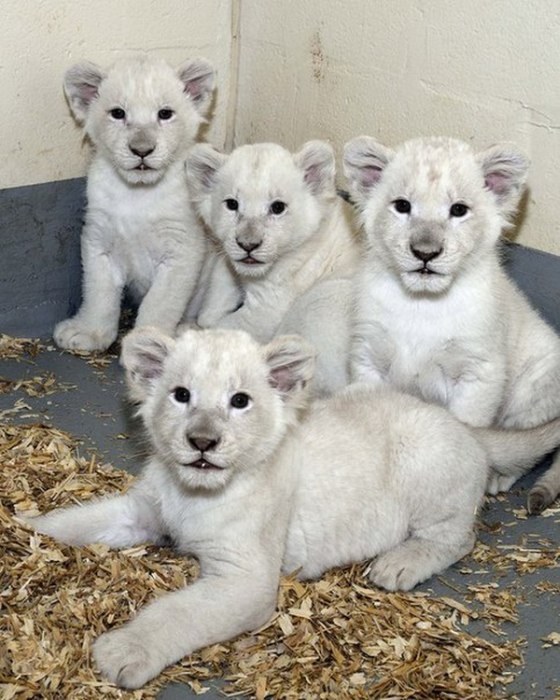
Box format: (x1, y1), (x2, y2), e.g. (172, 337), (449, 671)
(2, 336), (560, 699)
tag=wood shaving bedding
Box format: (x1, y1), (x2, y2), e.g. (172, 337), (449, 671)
(0, 335), (44, 361)
(0, 334), (74, 398)
(0, 373), (75, 398)
(1, 423), (527, 699)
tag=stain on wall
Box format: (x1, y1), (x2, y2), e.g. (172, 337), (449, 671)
(310, 30), (327, 83)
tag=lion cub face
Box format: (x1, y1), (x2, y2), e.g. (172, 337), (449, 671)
(186, 141), (336, 278)
(64, 55), (215, 185)
(344, 136), (528, 294)
(121, 327), (314, 491)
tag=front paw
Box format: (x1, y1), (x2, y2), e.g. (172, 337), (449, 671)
(54, 318), (116, 352)
(486, 470), (517, 495)
(93, 627), (163, 689)
(368, 551), (421, 592)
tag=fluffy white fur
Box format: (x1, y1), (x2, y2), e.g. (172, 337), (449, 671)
(27, 327), (560, 688)
(54, 55), (215, 351)
(344, 135), (560, 511)
(185, 141), (361, 395)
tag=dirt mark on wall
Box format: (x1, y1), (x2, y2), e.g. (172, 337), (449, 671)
(310, 30), (327, 83)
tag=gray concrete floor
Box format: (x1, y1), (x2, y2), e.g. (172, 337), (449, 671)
(2, 339), (559, 699)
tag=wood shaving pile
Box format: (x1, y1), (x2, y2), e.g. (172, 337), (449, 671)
(2, 423), (525, 699)
(0, 334), (73, 397)
(0, 372), (74, 398)
(470, 540), (560, 575)
(67, 350), (115, 370)
(0, 335), (44, 361)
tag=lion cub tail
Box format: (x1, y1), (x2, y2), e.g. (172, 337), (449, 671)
(473, 417), (560, 478)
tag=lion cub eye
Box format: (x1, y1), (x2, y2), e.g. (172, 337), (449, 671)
(269, 200), (287, 215)
(224, 198), (239, 211)
(173, 387), (191, 403)
(109, 108), (126, 120)
(158, 108), (174, 121)
(230, 392), (251, 409)
(392, 198), (412, 214)
(449, 202), (469, 218)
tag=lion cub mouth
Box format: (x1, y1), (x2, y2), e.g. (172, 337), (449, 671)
(134, 163), (153, 171)
(239, 256), (264, 265)
(185, 458), (223, 470)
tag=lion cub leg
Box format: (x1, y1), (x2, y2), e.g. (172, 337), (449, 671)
(27, 487), (162, 548)
(54, 236), (124, 351)
(93, 557), (278, 689)
(368, 520), (476, 592)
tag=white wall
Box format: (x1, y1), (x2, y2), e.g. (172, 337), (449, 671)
(234, 0), (560, 255)
(0, 0), (233, 189)
(2, 0), (559, 255)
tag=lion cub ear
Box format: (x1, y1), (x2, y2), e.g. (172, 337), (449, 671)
(294, 141), (335, 196)
(185, 144), (226, 194)
(476, 144), (529, 217)
(263, 335), (316, 399)
(185, 144), (227, 224)
(343, 136), (395, 206)
(64, 62), (106, 122)
(177, 58), (216, 116)
(120, 327), (175, 403)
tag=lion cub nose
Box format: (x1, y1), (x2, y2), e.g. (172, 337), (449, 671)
(188, 436), (220, 453)
(130, 145), (155, 158)
(237, 239), (261, 253)
(410, 245), (442, 263)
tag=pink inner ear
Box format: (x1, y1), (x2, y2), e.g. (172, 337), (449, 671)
(361, 165), (383, 187)
(80, 83), (99, 104)
(269, 366), (296, 393)
(184, 77), (205, 101)
(135, 349), (165, 380)
(485, 171), (509, 195)
(304, 164), (321, 186)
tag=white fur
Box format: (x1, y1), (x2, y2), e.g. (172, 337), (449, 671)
(344, 135), (560, 508)
(185, 141), (361, 395)
(28, 326), (523, 688)
(54, 55), (215, 351)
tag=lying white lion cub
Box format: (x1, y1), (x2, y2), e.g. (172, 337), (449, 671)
(185, 141), (360, 394)
(27, 327), (560, 688)
(344, 135), (560, 511)
(54, 54), (215, 351)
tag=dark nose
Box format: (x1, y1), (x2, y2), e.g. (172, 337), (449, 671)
(410, 245), (442, 263)
(130, 145), (155, 158)
(237, 239), (261, 253)
(188, 435), (219, 453)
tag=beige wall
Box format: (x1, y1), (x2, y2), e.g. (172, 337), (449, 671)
(0, 0), (234, 189)
(2, 0), (559, 255)
(234, 0), (560, 255)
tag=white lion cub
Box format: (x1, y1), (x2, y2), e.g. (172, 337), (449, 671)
(185, 141), (361, 394)
(27, 326), (560, 688)
(54, 55), (215, 351)
(344, 135), (560, 511)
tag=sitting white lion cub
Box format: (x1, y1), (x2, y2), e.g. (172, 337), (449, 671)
(185, 141), (361, 394)
(54, 55), (215, 352)
(28, 326), (560, 688)
(344, 135), (560, 511)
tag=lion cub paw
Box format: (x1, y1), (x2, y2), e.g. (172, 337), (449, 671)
(54, 318), (116, 352)
(527, 483), (555, 515)
(368, 551), (424, 592)
(486, 470), (517, 495)
(93, 627), (162, 689)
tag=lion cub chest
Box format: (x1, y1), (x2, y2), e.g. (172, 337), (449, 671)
(355, 270), (500, 403)
(87, 161), (191, 292)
